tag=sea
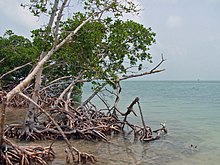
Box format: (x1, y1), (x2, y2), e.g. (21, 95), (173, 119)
(80, 81), (220, 165)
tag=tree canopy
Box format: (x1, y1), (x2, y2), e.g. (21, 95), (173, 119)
(0, 31), (39, 88)
(1, 11), (156, 90)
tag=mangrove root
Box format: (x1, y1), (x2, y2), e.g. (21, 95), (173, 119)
(0, 137), (55, 165)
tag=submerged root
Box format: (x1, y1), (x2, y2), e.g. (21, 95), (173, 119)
(0, 138), (55, 165)
(65, 147), (96, 164)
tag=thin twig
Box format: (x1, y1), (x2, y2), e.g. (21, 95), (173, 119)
(120, 54), (166, 81)
(82, 83), (107, 106)
(150, 53), (166, 73)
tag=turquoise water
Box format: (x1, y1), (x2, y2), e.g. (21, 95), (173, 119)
(82, 81), (220, 165)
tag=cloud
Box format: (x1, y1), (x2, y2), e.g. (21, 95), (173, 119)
(166, 16), (182, 28)
(16, 6), (41, 28)
(0, 0), (41, 35)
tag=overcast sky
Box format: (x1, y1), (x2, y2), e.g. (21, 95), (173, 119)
(0, 0), (220, 80)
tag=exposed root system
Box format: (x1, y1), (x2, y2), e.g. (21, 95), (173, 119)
(4, 97), (167, 143)
(0, 138), (55, 165)
(1, 89), (168, 164)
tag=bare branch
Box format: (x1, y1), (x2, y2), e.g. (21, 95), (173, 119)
(54, 0), (68, 47)
(82, 83), (107, 106)
(96, 93), (110, 110)
(0, 62), (32, 80)
(111, 81), (125, 115)
(0, 58), (5, 64)
(120, 55), (166, 81)
(48, 0), (59, 30)
(149, 53), (166, 73)
(40, 75), (73, 91)
(58, 71), (85, 100)
(48, 75), (73, 85)
(120, 69), (165, 81)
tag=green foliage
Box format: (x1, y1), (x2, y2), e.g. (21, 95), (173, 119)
(103, 19), (155, 70)
(0, 31), (39, 87)
(21, 0), (48, 16)
(42, 12), (156, 86)
(31, 27), (54, 51)
(83, 0), (139, 17)
(1, 1), (156, 90)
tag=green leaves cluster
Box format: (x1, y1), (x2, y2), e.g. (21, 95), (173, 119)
(1, 0), (156, 89)
(31, 27), (54, 51)
(46, 12), (156, 84)
(21, 0), (48, 16)
(0, 30), (39, 87)
(83, 0), (139, 17)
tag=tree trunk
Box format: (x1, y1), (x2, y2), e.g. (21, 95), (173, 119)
(0, 97), (6, 164)
(25, 0), (59, 126)
(25, 53), (45, 126)
(0, 99), (6, 146)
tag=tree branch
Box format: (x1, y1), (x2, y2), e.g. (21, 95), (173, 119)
(0, 62), (32, 80)
(54, 0), (68, 47)
(82, 83), (107, 106)
(119, 54), (166, 81)
(40, 75), (73, 91)
(120, 69), (165, 81)
(0, 58), (5, 64)
(6, 14), (95, 102)
(58, 71), (85, 100)
(149, 53), (166, 73)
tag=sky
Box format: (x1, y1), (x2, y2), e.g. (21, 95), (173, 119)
(0, 0), (220, 81)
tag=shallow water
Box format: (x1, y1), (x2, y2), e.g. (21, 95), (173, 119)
(81, 81), (220, 165)
(5, 81), (220, 164)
